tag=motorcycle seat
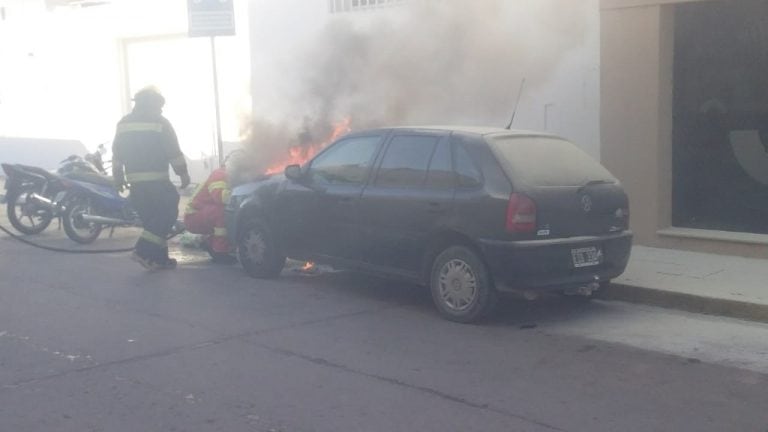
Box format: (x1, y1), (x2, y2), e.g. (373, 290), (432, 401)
(16, 164), (59, 180)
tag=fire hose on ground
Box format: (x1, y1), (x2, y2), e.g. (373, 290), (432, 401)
(0, 188), (186, 254)
(0, 221), (184, 255)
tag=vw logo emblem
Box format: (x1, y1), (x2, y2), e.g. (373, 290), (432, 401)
(581, 195), (593, 213)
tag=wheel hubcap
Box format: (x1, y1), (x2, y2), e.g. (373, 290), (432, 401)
(15, 193), (46, 228)
(243, 229), (266, 263)
(438, 259), (478, 312)
(70, 203), (98, 233)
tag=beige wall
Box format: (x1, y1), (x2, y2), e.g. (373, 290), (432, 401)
(601, 0), (711, 9)
(600, 0), (768, 258)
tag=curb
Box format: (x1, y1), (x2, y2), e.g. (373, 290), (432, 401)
(596, 283), (768, 324)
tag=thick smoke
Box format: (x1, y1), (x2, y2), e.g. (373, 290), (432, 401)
(243, 0), (590, 171)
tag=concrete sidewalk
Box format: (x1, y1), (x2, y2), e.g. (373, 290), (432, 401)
(598, 246), (768, 323)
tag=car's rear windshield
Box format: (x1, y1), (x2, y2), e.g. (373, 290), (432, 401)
(487, 135), (616, 187)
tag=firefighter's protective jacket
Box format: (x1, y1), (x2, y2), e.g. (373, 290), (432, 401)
(183, 167), (232, 253)
(111, 108), (188, 265)
(112, 111), (188, 185)
(185, 167), (230, 215)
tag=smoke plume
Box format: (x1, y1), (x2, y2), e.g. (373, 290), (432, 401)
(243, 0), (591, 171)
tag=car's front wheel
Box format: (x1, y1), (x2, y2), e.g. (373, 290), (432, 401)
(429, 246), (497, 323)
(237, 217), (286, 278)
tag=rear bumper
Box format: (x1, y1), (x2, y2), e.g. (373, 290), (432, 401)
(478, 231), (633, 293)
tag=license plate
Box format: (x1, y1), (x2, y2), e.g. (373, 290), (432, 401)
(571, 246), (603, 268)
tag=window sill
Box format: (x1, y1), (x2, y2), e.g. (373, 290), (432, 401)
(657, 227), (768, 246)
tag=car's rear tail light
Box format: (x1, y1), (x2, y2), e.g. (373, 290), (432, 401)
(615, 207), (630, 227)
(506, 193), (537, 233)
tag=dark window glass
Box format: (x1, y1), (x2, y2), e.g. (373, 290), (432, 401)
(425, 141), (455, 189)
(310, 136), (380, 185)
(375, 135), (437, 188)
(488, 137), (612, 187)
(454, 144), (482, 188)
(670, 1), (768, 235)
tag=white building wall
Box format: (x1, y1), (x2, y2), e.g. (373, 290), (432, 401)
(0, 0), (599, 170)
(0, 0), (250, 174)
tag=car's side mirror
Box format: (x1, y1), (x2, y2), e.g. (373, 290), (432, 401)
(284, 164), (303, 182)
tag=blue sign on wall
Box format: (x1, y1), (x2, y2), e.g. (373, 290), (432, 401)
(187, 0), (235, 37)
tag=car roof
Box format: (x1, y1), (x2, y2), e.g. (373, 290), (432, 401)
(385, 125), (562, 139)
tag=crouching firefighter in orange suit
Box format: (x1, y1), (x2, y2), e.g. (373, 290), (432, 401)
(183, 168), (233, 262)
(183, 154), (243, 264)
(112, 86), (191, 270)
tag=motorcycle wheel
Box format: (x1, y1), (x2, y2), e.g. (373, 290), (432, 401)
(62, 194), (103, 244)
(6, 186), (53, 235)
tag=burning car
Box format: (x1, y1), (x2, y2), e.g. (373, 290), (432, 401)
(226, 126), (632, 323)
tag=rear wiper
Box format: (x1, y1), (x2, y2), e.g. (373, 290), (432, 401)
(578, 179), (614, 192)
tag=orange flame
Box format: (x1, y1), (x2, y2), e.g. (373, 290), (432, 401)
(301, 261), (315, 271)
(264, 117), (352, 175)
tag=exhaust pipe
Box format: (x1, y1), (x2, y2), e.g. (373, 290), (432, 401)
(563, 276), (601, 297)
(28, 193), (57, 210)
(574, 282), (600, 296)
(80, 214), (134, 226)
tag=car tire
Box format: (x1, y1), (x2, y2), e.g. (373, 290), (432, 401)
(237, 218), (286, 278)
(429, 245), (498, 323)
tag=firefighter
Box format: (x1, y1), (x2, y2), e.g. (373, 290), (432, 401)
(112, 86), (191, 270)
(183, 150), (255, 263)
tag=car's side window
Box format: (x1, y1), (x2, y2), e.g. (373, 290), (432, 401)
(424, 141), (455, 189)
(454, 143), (483, 188)
(309, 136), (381, 185)
(375, 135), (438, 188)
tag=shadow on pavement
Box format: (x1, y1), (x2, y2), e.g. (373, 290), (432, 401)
(270, 266), (607, 328)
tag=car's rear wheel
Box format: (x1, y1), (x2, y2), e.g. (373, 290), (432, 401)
(237, 218), (285, 278)
(429, 246), (497, 323)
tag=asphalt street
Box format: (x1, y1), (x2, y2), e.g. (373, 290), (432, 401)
(0, 218), (767, 431)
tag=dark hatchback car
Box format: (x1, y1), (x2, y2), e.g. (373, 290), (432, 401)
(227, 126), (632, 322)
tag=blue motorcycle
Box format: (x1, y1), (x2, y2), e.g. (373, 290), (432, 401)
(60, 179), (141, 244)
(2, 154), (110, 235)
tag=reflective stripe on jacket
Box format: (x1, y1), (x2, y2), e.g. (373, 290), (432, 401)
(111, 111), (188, 184)
(185, 167), (230, 215)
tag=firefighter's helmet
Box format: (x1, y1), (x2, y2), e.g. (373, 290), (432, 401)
(224, 149), (256, 186)
(132, 86), (165, 109)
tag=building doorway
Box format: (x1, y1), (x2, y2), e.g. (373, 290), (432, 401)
(122, 36), (218, 178)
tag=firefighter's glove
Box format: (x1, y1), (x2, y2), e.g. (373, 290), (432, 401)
(179, 173), (191, 189)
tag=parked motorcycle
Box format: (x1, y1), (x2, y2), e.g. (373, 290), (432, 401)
(62, 180), (187, 244)
(1, 154), (109, 235)
(60, 178), (139, 244)
(1, 163), (67, 234)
